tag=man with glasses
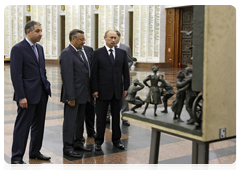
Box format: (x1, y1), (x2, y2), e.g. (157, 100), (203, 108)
(60, 29), (93, 158)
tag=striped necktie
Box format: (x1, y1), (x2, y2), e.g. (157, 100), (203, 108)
(32, 44), (39, 61)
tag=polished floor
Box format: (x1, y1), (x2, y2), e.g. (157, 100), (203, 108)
(4, 62), (236, 164)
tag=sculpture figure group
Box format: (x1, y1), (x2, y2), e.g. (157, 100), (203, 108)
(126, 66), (174, 116)
(125, 65), (198, 125)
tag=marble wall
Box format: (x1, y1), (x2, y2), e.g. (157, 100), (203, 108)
(4, 5), (166, 63)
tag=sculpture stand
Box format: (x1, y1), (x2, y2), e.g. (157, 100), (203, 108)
(123, 107), (202, 136)
(123, 106), (235, 164)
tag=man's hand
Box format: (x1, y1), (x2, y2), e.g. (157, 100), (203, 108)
(19, 98), (28, 109)
(123, 91), (127, 98)
(92, 92), (99, 98)
(68, 100), (75, 107)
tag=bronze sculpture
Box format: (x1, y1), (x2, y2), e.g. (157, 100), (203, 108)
(176, 67), (197, 124)
(125, 79), (145, 113)
(171, 71), (189, 122)
(159, 75), (175, 113)
(141, 66), (162, 116)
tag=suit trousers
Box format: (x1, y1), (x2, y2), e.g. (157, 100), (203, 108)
(95, 95), (122, 145)
(63, 103), (86, 152)
(11, 88), (48, 161)
(107, 93), (129, 120)
(84, 101), (96, 136)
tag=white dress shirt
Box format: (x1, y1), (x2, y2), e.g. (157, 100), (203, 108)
(105, 45), (116, 59)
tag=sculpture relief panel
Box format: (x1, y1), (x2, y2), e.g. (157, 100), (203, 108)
(140, 6), (147, 59)
(17, 5), (24, 43)
(85, 5), (92, 46)
(4, 6), (10, 57)
(148, 5), (154, 59)
(52, 5), (58, 58)
(12, 6), (18, 46)
(46, 5), (52, 59)
(65, 5), (72, 46)
(119, 5), (125, 43)
(154, 5), (161, 59)
(106, 5), (112, 31)
(37, 5), (44, 47)
(133, 5), (140, 58)
(99, 5), (106, 47)
(113, 5), (119, 30)
(132, 5), (162, 62)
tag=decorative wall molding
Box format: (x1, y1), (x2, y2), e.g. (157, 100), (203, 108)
(4, 5), (166, 63)
(133, 5), (165, 62)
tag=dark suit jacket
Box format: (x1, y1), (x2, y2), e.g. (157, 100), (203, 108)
(90, 46), (130, 100)
(10, 39), (51, 104)
(60, 45), (93, 104)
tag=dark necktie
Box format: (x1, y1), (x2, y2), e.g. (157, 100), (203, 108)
(109, 49), (114, 64)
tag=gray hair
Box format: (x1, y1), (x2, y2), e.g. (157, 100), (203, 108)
(69, 29), (84, 42)
(115, 30), (121, 37)
(24, 20), (41, 35)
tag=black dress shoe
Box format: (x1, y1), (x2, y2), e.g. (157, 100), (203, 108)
(113, 143), (125, 150)
(29, 154), (51, 160)
(64, 151), (82, 158)
(122, 119), (130, 126)
(11, 160), (29, 168)
(88, 133), (97, 139)
(74, 144), (92, 152)
(95, 144), (102, 151)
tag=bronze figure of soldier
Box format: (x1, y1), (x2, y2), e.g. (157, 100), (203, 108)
(125, 79), (145, 113)
(171, 71), (189, 122)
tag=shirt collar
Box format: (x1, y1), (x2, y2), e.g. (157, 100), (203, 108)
(25, 37), (35, 47)
(105, 45), (115, 52)
(70, 44), (85, 52)
(70, 43), (78, 52)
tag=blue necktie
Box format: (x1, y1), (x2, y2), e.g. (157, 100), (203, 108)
(32, 44), (39, 61)
(109, 49), (114, 64)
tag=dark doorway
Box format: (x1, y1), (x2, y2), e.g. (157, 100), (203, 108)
(60, 16), (65, 53)
(26, 16), (31, 23)
(129, 11), (133, 56)
(94, 14), (99, 50)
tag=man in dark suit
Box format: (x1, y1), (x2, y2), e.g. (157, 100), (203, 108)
(106, 30), (133, 126)
(91, 30), (130, 151)
(60, 29), (92, 158)
(10, 20), (51, 164)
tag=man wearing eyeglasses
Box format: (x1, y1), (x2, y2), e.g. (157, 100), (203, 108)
(60, 29), (93, 158)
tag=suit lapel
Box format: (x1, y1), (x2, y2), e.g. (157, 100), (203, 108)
(83, 46), (91, 64)
(23, 39), (39, 65)
(114, 47), (121, 65)
(69, 45), (84, 63)
(101, 46), (113, 65)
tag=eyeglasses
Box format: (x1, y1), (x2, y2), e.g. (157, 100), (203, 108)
(79, 38), (86, 41)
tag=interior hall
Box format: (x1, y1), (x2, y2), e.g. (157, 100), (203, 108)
(4, 5), (236, 165)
